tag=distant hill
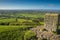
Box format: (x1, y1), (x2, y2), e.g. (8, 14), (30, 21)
(0, 9), (60, 14)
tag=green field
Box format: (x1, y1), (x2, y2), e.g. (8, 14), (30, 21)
(0, 11), (60, 40)
(0, 11), (45, 40)
(0, 25), (37, 40)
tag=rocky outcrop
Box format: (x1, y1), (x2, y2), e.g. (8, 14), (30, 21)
(31, 14), (60, 40)
(31, 26), (60, 40)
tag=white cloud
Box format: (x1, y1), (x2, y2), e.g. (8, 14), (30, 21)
(49, 4), (55, 7)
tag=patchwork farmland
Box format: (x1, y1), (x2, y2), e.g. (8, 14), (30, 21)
(0, 10), (60, 40)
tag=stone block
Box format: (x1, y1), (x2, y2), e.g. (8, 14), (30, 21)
(44, 13), (59, 32)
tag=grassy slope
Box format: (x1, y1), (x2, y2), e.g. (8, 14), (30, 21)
(0, 13), (44, 40)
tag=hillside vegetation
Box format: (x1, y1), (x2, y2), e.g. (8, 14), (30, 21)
(0, 10), (50, 40)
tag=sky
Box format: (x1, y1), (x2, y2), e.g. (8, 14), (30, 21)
(0, 0), (60, 10)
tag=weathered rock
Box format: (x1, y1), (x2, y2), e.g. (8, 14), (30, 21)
(44, 14), (59, 32)
(31, 14), (60, 40)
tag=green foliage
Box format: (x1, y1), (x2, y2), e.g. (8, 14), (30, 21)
(40, 22), (44, 25)
(0, 18), (16, 23)
(52, 31), (57, 35)
(24, 30), (37, 40)
(0, 25), (35, 40)
(58, 26), (60, 29)
(0, 12), (45, 40)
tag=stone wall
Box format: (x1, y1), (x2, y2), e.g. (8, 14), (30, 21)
(44, 14), (59, 32)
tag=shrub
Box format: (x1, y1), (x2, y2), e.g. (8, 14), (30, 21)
(24, 30), (37, 40)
